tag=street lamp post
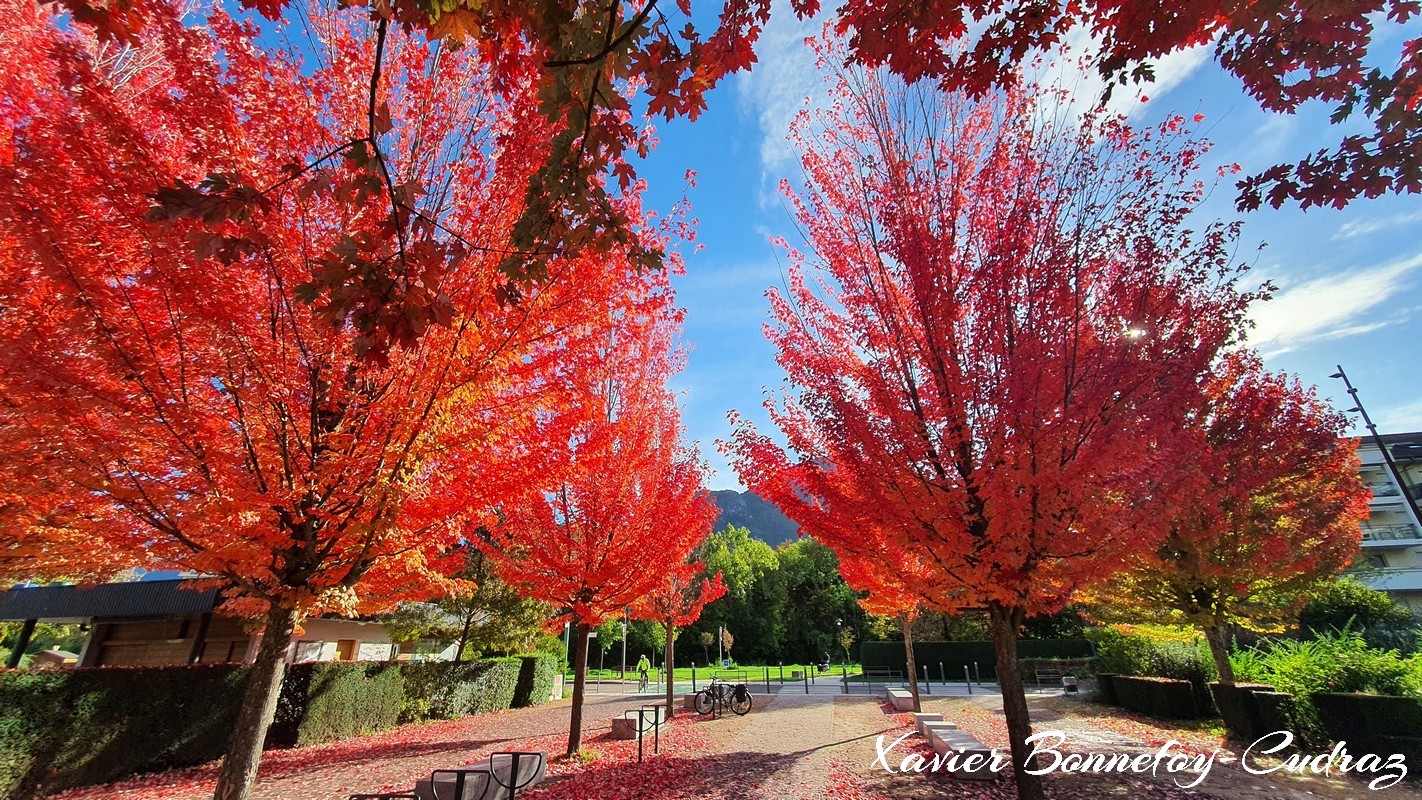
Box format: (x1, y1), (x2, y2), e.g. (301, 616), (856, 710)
(1331, 365), (1422, 530)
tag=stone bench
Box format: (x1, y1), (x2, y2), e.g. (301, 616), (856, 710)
(886, 688), (915, 711)
(920, 720), (960, 742)
(926, 729), (997, 781)
(413, 752), (546, 800)
(911, 712), (942, 735)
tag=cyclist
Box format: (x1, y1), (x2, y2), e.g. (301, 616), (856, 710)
(636, 653), (651, 691)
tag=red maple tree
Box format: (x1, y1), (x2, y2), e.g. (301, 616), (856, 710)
(1095, 350), (1369, 683)
(0, 5), (674, 798)
(479, 283), (718, 754)
(631, 565), (726, 716)
(724, 44), (1256, 800)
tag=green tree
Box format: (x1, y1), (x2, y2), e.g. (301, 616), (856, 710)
(382, 547), (549, 661)
(777, 539), (866, 663)
(695, 525), (786, 661)
(1300, 578), (1418, 651)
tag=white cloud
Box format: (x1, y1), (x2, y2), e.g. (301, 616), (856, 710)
(1029, 29), (1212, 120)
(1377, 399), (1422, 433)
(733, 0), (824, 193)
(1246, 252), (1422, 356)
(1334, 209), (1422, 241)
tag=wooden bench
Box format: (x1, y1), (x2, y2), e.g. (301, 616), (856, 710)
(1033, 665), (1065, 686)
(413, 752), (546, 800)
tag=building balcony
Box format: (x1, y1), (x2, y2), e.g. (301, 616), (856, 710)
(1361, 567), (1422, 594)
(1361, 524), (1422, 546)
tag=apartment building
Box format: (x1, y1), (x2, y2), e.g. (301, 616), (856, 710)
(1354, 431), (1422, 613)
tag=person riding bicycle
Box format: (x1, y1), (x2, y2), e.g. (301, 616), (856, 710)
(636, 654), (651, 689)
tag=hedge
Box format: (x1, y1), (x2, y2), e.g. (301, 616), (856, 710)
(0, 658), (535, 799)
(859, 639), (1094, 678)
(1113, 675), (1207, 719)
(0, 665), (246, 800)
(269, 662), (406, 748)
(512, 654), (558, 709)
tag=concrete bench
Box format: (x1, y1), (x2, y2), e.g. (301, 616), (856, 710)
(920, 720), (960, 741)
(927, 729), (996, 781)
(911, 712), (942, 735)
(414, 752), (546, 800)
(682, 693), (699, 709)
(886, 688), (915, 711)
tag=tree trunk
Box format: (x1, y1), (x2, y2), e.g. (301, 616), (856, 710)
(664, 622), (676, 719)
(989, 603), (1045, 800)
(901, 613), (921, 713)
(566, 621), (590, 756)
(1204, 625), (1235, 684)
(212, 604), (298, 800)
(453, 608), (475, 664)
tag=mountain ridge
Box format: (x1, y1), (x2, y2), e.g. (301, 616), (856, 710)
(709, 489), (800, 547)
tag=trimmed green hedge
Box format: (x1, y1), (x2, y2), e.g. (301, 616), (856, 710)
(1113, 675), (1207, 719)
(269, 662), (406, 748)
(0, 665), (246, 800)
(860, 639), (1094, 678)
(513, 654), (558, 708)
(0, 658), (535, 799)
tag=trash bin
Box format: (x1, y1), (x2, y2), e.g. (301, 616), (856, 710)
(1062, 676), (1079, 694)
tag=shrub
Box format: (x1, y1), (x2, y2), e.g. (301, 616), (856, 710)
(269, 662), (405, 748)
(513, 654), (558, 708)
(398, 660), (520, 721)
(0, 665), (247, 799)
(1229, 630), (1421, 742)
(1299, 579), (1418, 653)
(1089, 626), (1216, 712)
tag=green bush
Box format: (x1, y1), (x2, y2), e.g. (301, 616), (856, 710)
(0, 665), (247, 799)
(1229, 631), (1421, 742)
(269, 662), (405, 748)
(1300, 579), (1418, 652)
(1089, 627), (1216, 712)
(398, 659), (521, 721)
(0, 656), (536, 798)
(513, 654), (558, 708)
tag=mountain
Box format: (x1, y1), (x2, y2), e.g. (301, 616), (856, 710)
(710, 490), (800, 547)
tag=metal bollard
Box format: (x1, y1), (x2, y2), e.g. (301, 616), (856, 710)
(691, 662), (697, 692)
(765, 667), (770, 693)
(965, 665), (973, 694)
(974, 661), (981, 685)
(804, 668), (809, 694)
(779, 661), (784, 683)
(939, 662), (946, 685)
(842, 664), (848, 694)
(923, 664), (931, 695)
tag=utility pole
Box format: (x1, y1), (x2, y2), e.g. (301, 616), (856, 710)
(1331, 366), (1422, 530)
(717, 625), (723, 665)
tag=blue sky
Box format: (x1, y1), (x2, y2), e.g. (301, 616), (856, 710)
(630, 9), (1422, 491)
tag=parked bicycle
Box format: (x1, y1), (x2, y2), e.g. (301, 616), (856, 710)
(693, 675), (752, 716)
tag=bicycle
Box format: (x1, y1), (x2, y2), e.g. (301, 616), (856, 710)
(693, 675), (752, 716)
(637, 668), (649, 693)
